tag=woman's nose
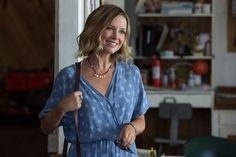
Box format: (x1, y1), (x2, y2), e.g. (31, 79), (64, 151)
(111, 30), (118, 39)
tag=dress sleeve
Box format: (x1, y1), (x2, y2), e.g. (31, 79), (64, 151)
(38, 68), (72, 120)
(131, 66), (151, 120)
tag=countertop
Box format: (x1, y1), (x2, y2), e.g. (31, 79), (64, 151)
(145, 86), (214, 95)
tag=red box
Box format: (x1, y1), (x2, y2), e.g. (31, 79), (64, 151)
(6, 71), (51, 91)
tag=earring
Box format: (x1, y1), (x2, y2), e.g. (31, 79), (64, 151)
(98, 45), (103, 51)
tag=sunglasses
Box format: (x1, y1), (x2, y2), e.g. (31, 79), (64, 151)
(114, 140), (134, 154)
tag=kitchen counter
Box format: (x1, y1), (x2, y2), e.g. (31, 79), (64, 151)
(145, 85), (213, 94)
(145, 86), (214, 108)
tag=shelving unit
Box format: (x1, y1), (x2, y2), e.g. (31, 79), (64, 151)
(132, 0), (217, 153)
(135, 0), (214, 92)
(134, 0), (215, 138)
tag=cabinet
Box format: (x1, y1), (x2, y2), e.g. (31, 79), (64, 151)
(135, 0), (214, 91)
(212, 110), (236, 138)
(212, 87), (236, 138)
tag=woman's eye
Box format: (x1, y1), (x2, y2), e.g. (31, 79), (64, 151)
(119, 30), (126, 34)
(106, 26), (126, 35)
(106, 27), (113, 30)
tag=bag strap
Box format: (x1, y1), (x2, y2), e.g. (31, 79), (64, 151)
(62, 139), (68, 157)
(62, 62), (81, 157)
(74, 62), (81, 157)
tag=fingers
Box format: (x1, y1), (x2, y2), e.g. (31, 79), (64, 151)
(79, 94), (83, 101)
(74, 91), (83, 106)
(59, 91), (83, 112)
(124, 134), (135, 147)
(120, 134), (135, 148)
(119, 125), (136, 148)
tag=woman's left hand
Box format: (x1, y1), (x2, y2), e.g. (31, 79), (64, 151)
(119, 123), (136, 148)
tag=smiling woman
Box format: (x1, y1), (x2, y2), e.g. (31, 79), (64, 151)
(100, 15), (127, 55)
(77, 4), (132, 62)
(39, 4), (151, 157)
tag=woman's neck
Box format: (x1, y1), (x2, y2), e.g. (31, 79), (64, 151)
(88, 53), (112, 71)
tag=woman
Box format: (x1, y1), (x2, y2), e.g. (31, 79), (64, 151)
(39, 4), (150, 157)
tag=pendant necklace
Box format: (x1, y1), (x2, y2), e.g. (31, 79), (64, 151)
(87, 58), (112, 79)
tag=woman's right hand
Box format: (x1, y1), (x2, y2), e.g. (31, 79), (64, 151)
(58, 91), (83, 113)
(40, 91), (83, 134)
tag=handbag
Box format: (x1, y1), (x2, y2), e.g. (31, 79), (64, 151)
(56, 62), (81, 157)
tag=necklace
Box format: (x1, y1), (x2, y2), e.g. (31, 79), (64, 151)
(87, 58), (112, 79)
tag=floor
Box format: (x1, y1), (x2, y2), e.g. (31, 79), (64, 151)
(0, 118), (48, 157)
(0, 77), (50, 157)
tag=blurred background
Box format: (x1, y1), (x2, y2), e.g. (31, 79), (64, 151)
(0, 0), (55, 156)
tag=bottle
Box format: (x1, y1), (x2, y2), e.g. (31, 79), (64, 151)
(188, 70), (195, 87)
(152, 55), (161, 87)
(150, 147), (155, 157)
(168, 68), (176, 89)
(204, 38), (211, 56)
(162, 72), (168, 88)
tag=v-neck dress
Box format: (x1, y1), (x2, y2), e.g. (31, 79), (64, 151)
(39, 61), (151, 157)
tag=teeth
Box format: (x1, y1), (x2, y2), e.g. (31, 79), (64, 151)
(107, 40), (117, 46)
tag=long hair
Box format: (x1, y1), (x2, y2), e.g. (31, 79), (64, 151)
(76, 4), (133, 62)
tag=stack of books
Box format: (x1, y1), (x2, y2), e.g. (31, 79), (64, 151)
(161, 1), (193, 15)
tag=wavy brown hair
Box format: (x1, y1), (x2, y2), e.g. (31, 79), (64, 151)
(76, 4), (133, 62)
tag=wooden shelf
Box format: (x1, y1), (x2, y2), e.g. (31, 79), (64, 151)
(138, 13), (212, 18)
(161, 56), (213, 60)
(135, 56), (213, 60)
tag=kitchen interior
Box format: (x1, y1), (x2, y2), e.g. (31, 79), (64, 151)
(0, 0), (236, 157)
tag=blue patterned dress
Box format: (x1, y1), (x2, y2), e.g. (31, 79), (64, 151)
(39, 61), (150, 157)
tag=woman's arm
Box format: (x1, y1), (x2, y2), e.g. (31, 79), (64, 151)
(40, 91), (83, 135)
(40, 104), (65, 135)
(129, 115), (145, 136)
(119, 115), (146, 148)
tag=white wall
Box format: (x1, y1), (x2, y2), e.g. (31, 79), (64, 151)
(55, 0), (83, 73)
(214, 0), (236, 86)
(105, 0), (124, 9)
(53, 0), (100, 153)
(51, 0), (84, 153)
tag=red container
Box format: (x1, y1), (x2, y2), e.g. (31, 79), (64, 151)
(6, 71), (51, 91)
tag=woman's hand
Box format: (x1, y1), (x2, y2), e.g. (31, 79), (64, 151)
(58, 91), (83, 113)
(40, 91), (83, 135)
(119, 123), (136, 148)
(118, 115), (146, 149)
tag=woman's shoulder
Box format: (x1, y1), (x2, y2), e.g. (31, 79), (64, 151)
(57, 63), (77, 79)
(117, 61), (140, 74)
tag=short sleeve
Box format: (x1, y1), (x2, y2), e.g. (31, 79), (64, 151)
(38, 66), (75, 120)
(131, 66), (151, 120)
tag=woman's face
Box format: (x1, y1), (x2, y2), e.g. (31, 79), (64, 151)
(101, 15), (127, 55)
